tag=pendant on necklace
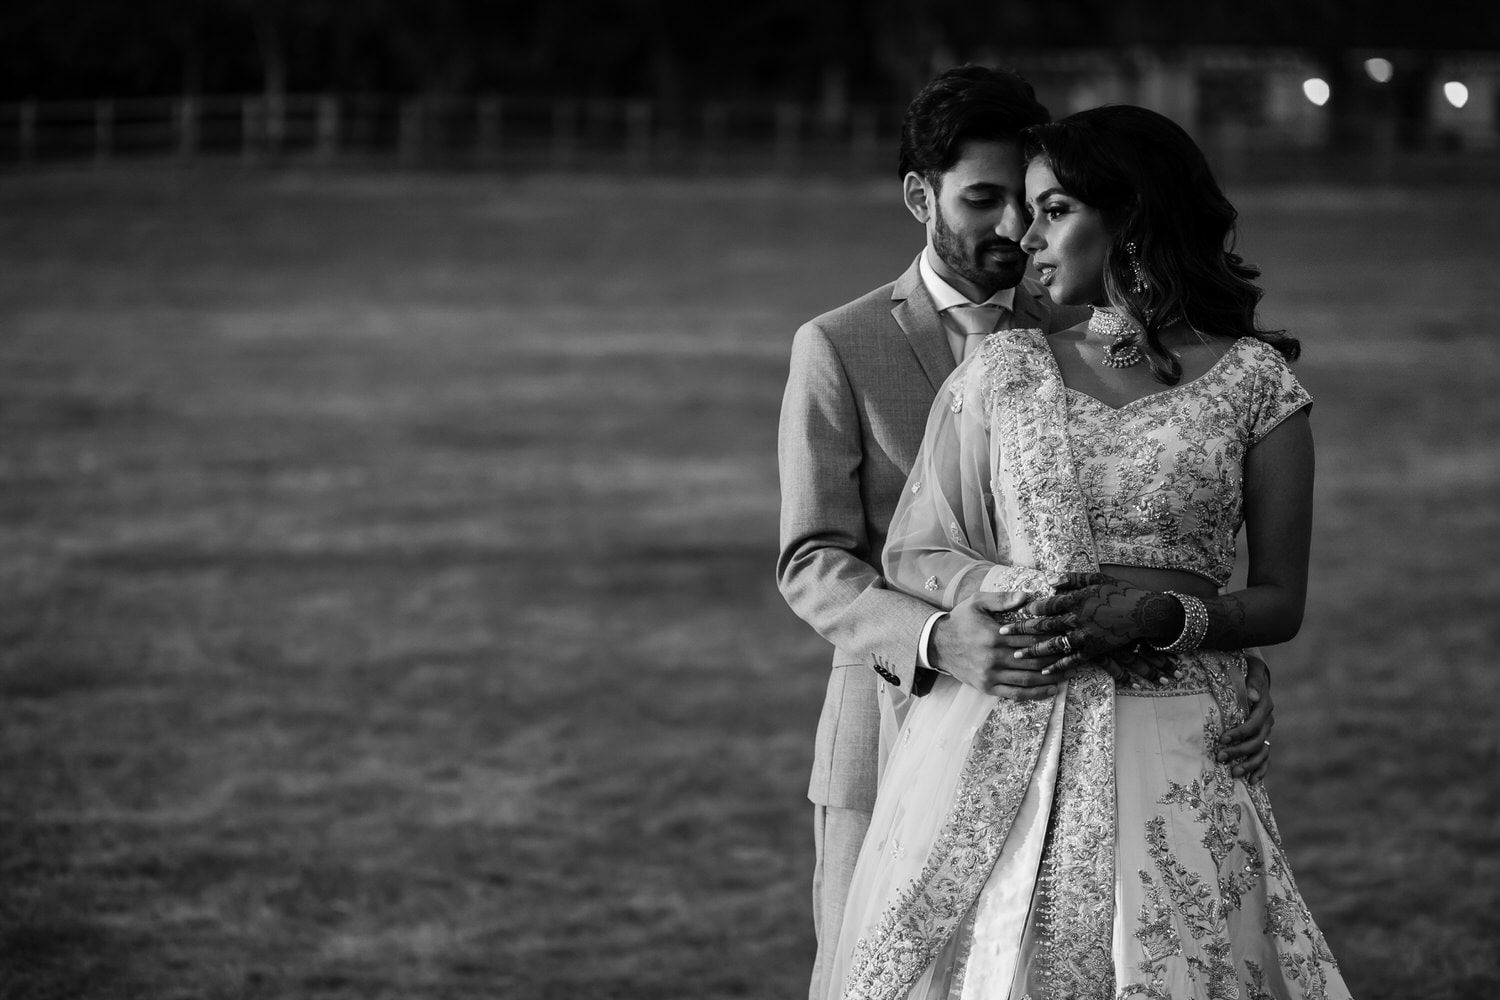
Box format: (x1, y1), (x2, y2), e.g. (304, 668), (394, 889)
(1088, 307), (1145, 369)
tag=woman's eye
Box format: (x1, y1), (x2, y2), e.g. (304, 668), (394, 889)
(1044, 204), (1068, 220)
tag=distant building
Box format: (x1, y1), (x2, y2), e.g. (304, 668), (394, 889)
(1431, 52), (1500, 150)
(996, 47), (1499, 153)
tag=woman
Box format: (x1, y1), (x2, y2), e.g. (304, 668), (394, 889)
(823, 106), (1352, 1000)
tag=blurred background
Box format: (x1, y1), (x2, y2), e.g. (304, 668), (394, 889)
(3, 0), (1500, 179)
(2, 2), (1498, 998)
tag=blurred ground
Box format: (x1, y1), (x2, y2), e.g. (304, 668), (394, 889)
(1, 166), (1498, 998)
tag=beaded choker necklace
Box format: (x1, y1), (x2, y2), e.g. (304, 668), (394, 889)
(1088, 307), (1146, 369)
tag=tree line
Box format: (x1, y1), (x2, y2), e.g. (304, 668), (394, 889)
(3, 0), (1495, 105)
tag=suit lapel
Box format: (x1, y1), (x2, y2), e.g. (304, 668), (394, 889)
(891, 256), (955, 393)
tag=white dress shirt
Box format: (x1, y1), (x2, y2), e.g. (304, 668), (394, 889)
(920, 248), (1018, 363)
(913, 250), (1019, 673)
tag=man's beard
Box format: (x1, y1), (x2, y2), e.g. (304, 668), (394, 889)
(931, 201), (1025, 297)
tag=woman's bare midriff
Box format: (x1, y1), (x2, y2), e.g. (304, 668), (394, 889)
(1099, 564), (1219, 603)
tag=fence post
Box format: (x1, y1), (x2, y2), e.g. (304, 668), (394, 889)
(19, 99), (37, 161)
(851, 106), (877, 172)
(775, 101), (801, 172)
(551, 99), (576, 170)
(626, 100), (651, 170)
(266, 93), (286, 156)
(1371, 116), (1397, 185)
(399, 98), (423, 164)
(700, 101), (726, 173)
(316, 95), (339, 162)
(476, 95), (501, 163)
(346, 94), (371, 156)
(177, 96), (200, 158)
(94, 99), (114, 164)
(585, 98), (607, 145)
(242, 97), (257, 160)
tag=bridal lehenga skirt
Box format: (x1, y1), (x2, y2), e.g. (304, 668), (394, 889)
(827, 653), (1352, 1000)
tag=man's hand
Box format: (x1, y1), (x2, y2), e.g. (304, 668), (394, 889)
(930, 591), (1064, 700)
(1218, 655), (1274, 785)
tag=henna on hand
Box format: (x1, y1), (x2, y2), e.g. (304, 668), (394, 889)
(1006, 582), (1170, 668)
(1046, 571), (1118, 592)
(1132, 592), (1185, 645)
(1202, 593), (1250, 647)
(1007, 576), (1261, 677)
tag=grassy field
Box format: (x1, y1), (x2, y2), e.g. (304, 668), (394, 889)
(1, 165), (1498, 999)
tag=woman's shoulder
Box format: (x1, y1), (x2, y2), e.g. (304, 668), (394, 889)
(984, 325), (1057, 355)
(978, 327), (1057, 376)
(942, 328), (1058, 417)
(1225, 333), (1296, 366)
(1217, 335), (1312, 439)
(1200, 334), (1299, 388)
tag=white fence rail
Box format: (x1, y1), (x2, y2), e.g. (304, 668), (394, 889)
(3, 92), (1495, 183)
(0, 94), (896, 172)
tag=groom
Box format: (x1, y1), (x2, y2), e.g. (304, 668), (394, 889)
(775, 65), (1277, 999)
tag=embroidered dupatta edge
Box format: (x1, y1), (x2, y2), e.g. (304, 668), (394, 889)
(842, 329), (1120, 999)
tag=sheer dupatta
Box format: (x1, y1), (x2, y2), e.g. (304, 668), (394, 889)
(882, 329), (1097, 606)
(833, 329), (1121, 1000)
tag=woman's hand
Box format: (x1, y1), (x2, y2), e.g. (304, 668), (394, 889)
(998, 572), (1184, 684)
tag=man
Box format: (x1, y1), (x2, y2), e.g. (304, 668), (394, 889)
(775, 66), (1275, 1000)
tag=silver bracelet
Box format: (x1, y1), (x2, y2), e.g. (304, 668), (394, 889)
(1151, 591), (1209, 654)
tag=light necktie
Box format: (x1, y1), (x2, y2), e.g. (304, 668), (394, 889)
(949, 304), (1008, 360)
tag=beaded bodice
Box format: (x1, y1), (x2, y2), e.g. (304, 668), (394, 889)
(1060, 336), (1311, 586)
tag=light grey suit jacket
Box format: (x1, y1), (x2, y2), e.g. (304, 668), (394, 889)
(777, 255), (1089, 811)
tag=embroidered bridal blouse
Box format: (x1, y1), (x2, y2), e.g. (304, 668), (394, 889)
(884, 330), (1312, 607)
(1064, 335), (1312, 586)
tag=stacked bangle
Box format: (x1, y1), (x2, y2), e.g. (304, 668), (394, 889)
(1152, 591), (1209, 654)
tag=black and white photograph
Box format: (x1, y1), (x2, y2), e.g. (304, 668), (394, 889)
(2, 2), (1497, 997)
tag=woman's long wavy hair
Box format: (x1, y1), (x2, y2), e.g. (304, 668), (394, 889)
(1022, 105), (1299, 383)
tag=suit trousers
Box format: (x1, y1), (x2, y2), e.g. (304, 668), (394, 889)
(810, 802), (873, 1000)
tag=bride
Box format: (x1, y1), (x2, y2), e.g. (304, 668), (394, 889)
(822, 105), (1352, 1000)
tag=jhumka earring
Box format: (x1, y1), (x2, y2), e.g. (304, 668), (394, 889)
(1089, 240), (1150, 369)
(1126, 241), (1149, 295)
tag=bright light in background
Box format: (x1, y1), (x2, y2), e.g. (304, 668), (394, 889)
(1444, 81), (1470, 108)
(1302, 78), (1331, 106)
(1363, 58), (1394, 83)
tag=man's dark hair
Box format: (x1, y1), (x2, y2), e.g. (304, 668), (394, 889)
(897, 65), (1050, 183)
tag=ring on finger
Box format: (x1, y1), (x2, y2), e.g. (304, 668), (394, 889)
(1057, 633), (1073, 655)
(1263, 739), (1271, 748)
